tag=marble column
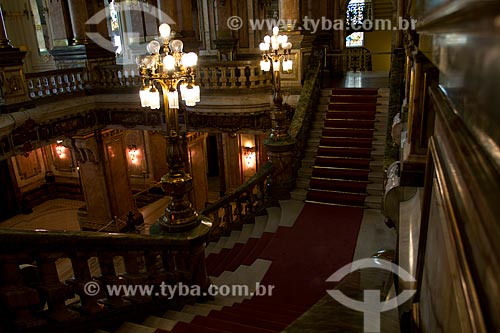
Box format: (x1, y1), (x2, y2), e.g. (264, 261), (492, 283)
(280, 0), (301, 29)
(68, 130), (143, 232)
(50, 0), (115, 76)
(214, 0), (238, 61)
(67, 0), (92, 45)
(0, 7), (12, 48)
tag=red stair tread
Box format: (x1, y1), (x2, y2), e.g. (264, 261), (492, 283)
(225, 237), (259, 271)
(332, 88), (378, 95)
(166, 321), (231, 333)
(206, 248), (231, 275)
(221, 305), (294, 325)
(209, 310), (286, 331)
(210, 243), (245, 277)
(239, 299), (305, 318)
(192, 315), (279, 333)
(241, 232), (274, 266)
(244, 297), (311, 313)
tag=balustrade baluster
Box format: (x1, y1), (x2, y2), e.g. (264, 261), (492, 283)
(50, 76), (57, 94)
(228, 66), (237, 88)
(57, 75), (64, 93)
(121, 251), (150, 303)
(237, 66), (248, 88)
(0, 254), (46, 329)
(36, 253), (79, 322)
(220, 66), (228, 88)
(211, 67), (220, 89)
(223, 205), (233, 232)
(67, 252), (102, 314)
(97, 254), (128, 308)
(201, 68), (209, 88)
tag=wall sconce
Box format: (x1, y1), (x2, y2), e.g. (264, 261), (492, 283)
(128, 145), (139, 165)
(243, 145), (256, 168)
(56, 140), (66, 159)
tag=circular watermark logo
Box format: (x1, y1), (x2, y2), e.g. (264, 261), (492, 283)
(227, 16), (244, 31)
(84, 281), (101, 297)
(85, 3), (176, 55)
(326, 258), (416, 333)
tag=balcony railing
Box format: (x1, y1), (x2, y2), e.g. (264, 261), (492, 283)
(25, 68), (86, 100)
(197, 61), (272, 90)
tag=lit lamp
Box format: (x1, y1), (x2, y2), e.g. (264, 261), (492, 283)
(56, 140), (66, 159)
(138, 23), (206, 233)
(259, 26), (293, 141)
(243, 146), (256, 168)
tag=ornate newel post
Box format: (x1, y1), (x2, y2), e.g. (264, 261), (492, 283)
(260, 27), (298, 199)
(138, 23), (211, 291)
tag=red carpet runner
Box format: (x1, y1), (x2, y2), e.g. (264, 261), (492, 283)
(307, 88), (378, 207)
(157, 203), (363, 333)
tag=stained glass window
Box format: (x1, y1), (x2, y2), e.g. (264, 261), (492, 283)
(346, 0), (371, 47)
(346, 32), (364, 47)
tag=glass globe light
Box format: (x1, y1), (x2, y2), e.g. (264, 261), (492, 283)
(159, 23), (171, 38)
(259, 42), (269, 52)
(264, 35), (271, 44)
(272, 26), (279, 36)
(147, 40), (161, 54)
(163, 55), (176, 70)
(169, 39), (184, 53)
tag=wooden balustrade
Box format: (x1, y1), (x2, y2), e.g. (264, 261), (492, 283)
(0, 226), (210, 333)
(25, 69), (86, 100)
(196, 61), (272, 90)
(201, 162), (273, 241)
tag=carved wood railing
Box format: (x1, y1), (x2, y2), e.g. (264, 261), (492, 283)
(0, 226), (210, 333)
(201, 162), (273, 242)
(25, 68), (86, 100)
(196, 60), (272, 90)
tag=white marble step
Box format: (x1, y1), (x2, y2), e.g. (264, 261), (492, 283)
(233, 223), (254, 245)
(142, 316), (177, 331)
(222, 230), (241, 249)
(211, 258), (272, 289)
(279, 200), (305, 228)
(291, 188), (307, 201)
(210, 236), (230, 255)
(116, 322), (156, 333)
(181, 304), (219, 316)
(264, 206), (281, 233)
(250, 215), (268, 238)
(162, 310), (195, 323)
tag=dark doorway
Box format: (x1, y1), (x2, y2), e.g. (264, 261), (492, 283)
(207, 135), (219, 177)
(0, 160), (19, 222)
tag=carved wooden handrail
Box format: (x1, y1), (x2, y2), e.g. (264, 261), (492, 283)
(25, 68), (86, 100)
(0, 225), (210, 333)
(201, 162), (273, 241)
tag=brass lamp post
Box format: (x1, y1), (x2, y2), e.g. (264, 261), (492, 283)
(259, 26), (293, 141)
(138, 23), (204, 233)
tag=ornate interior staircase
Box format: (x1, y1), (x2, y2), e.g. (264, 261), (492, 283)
(292, 87), (389, 209)
(105, 201), (307, 333)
